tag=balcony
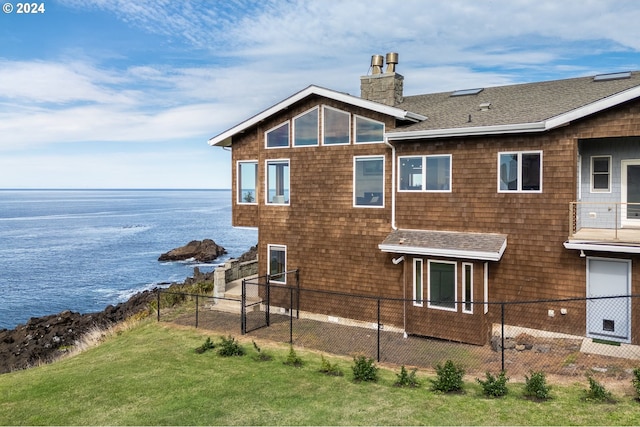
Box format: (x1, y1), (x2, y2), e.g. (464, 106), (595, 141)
(567, 202), (640, 252)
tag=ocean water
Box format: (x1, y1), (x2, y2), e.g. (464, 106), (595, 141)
(0, 189), (257, 330)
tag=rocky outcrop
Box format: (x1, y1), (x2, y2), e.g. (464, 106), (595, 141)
(158, 239), (227, 262)
(0, 289), (157, 374)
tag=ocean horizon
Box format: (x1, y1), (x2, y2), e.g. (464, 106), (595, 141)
(0, 189), (257, 330)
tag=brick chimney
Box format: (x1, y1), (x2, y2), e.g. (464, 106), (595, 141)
(360, 52), (404, 106)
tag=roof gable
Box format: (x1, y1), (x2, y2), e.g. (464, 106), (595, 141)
(208, 85), (426, 147)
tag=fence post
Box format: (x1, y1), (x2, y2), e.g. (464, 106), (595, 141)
(289, 285), (293, 344)
(157, 290), (161, 322)
(195, 294), (199, 328)
(501, 303), (505, 372)
(266, 275), (271, 327)
(377, 298), (381, 363)
(296, 269), (300, 319)
(241, 278), (246, 335)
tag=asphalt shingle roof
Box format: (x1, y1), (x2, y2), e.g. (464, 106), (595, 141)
(392, 72), (640, 133)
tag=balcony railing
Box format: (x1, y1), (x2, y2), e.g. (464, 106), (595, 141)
(569, 202), (640, 243)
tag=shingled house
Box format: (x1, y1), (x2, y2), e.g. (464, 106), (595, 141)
(209, 53), (640, 346)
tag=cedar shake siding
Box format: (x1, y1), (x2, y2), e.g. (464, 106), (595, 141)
(210, 66), (640, 346)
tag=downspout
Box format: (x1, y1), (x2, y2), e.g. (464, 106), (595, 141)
(385, 137), (407, 337)
(384, 138), (397, 230)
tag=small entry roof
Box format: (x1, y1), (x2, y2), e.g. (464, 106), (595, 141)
(379, 229), (507, 261)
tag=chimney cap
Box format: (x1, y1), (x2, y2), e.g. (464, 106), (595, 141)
(385, 52), (399, 73)
(370, 54), (384, 75)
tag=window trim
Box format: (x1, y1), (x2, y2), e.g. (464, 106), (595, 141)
(236, 160), (258, 205)
(265, 158), (290, 206)
(267, 244), (287, 284)
(590, 155), (612, 193)
(353, 155), (385, 208)
(427, 260), (458, 312)
(292, 106), (319, 147)
(413, 258), (424, 307)
(322, 105), (351, 146)
(497, 150), (543, 193)
(398, 154), (452, 192)
(265, 121), (290, 149)
(462, 262), (473, 314)
(353, 115), (385, 144)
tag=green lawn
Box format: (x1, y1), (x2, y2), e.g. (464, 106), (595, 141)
(1, 319), (639, 425)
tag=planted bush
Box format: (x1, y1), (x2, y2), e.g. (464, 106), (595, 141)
(319, 355), (343, 376)
(632, 368), (640, 399)
(394, 365), (420, 388)
(352, 355), (378, 382)
(194, 337), (215, 354)
(217, 335), (245, 357)
(251, 341), (273, 362)
(584, 375), (615, 403)
(477, 371), (509, 398)
(524, 371), (551, 400)
(431, 360), (465, 393)
(283, 346), (303, 367)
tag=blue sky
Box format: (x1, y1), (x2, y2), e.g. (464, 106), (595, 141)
(1, 0), (639, 189)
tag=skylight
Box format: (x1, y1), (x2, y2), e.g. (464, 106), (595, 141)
(593, 72), (631, 82)
(451, 88), (484, 96)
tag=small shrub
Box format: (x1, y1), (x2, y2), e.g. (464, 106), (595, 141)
(352, 355), (378, 382)
(217, 335), (245, 357)
(477, 371), (509, 398)
(319, 355), (343, 376)
(395, 365), (420, 388)
(283, 346), (303, 367)
(632, 368), (640, 399)
(194, 337), (215, 354)
(524, 371), (551, 400)
(584, 375), (615, 403)
(251, 341), (273, 362)
(431, 360), (465, 393)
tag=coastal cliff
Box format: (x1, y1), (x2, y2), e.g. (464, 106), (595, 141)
(0, 243), (256, 374)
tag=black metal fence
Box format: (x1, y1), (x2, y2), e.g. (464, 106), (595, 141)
(157, 278), (640, 383)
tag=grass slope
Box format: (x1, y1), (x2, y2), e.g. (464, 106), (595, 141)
(1, 320), (639, 425)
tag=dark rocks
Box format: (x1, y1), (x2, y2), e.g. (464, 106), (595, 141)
(0, 289), (157, 374)
(158, 239), (227, 262)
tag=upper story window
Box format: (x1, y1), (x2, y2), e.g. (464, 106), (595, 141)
(293, 107), (319, 147)
(498, 151), (542, 193)
(237, 161), (257, 204)
(399, 155), (451, 192)
(266, 159), (290, 205)
(266, 121), (289, 148)
(591, 156), (611, 192)
(322, 106), (350, 145)
(354, 115), (384, 144)
(354, 156), (384, 207)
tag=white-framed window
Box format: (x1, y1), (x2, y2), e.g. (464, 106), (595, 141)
(265, 121), (290, 148)
(267, 244), (286, 284)
(322, 106), (350, 145)
(462, 263), (473, 314)
(354, 156), (384, 207)
(354, 115), (384, 144)
(293, 107), (319, 147)
(266, 159), (290, 205)
(428, 260), (457, 311)
(498, 151), (542, 193)
(399, 155), (452, 192)
(237, 161), (258, 204)
(591, 155), (611, 193)
(413, 258), (423, 307)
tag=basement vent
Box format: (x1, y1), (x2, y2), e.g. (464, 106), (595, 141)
(451, 88), (483, 97)
(593, 72), (631, 82)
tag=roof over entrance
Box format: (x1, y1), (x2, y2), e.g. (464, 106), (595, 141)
(379, 229), (507, 261)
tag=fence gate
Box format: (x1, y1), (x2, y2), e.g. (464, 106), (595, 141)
(241, 276), (268, 334)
